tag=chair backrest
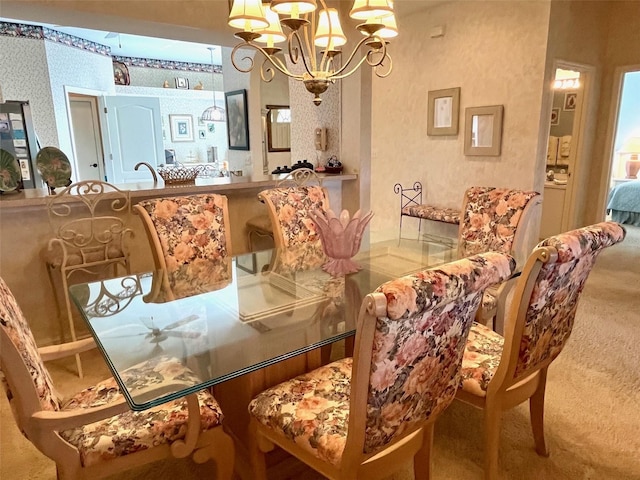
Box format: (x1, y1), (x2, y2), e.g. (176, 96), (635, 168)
(458, 186), (541, 267)
(494, 222), (625, 389)
(0, 276), (61, 435)
(258, 169), (330, 250)
(344, 252), (516, 461)
(134, 194), (232, 301)
(46, 180), (132, 266)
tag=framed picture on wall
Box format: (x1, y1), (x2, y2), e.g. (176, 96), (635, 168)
(175, 77), (189, 89)
(225, 89), (250, 150)
(550, 108), (560, 126)
(169, 114), (194, 142)
(563, 92), (577, 111)
(427, 87), (460, 136)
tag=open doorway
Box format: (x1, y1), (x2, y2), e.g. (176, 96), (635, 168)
(604, 68), (640, 226)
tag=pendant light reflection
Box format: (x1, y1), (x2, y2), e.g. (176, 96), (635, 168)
(201, 47), (226, 122)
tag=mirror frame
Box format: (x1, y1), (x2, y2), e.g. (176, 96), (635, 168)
(464, 105), (504, 156)
(265, 104), (291, 153)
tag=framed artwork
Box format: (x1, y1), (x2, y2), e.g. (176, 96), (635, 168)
(169, 114), (194, 142)
(175, 77), (189, 89)
(550, 108), (560, 126)
(464, 105), (504, 156)
(225, 89), (250, 150)
(198, 129), (206, 139)
(563, 92), (577, 111)
(112, 61), (130, 86)
(427, 87), (460, 136)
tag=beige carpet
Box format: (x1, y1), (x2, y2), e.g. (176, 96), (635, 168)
(2, 226), (639, 479)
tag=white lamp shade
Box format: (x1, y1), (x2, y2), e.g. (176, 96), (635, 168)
(255, 4), (287, 44)
(314, 8), (347, 48)
(350, 0), (393, 20)
(621, 136), (640, 154)
(362, 12), (398, 38)
(228, 0), (269, 31)
(270, 0), (317, 17)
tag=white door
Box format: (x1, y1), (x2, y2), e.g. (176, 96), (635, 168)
(69, 96), (104, 181)
(103, 96), (163, 184)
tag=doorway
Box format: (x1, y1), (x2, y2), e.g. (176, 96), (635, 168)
(540, 61), (594, 239)
(68, 93), (105, 182)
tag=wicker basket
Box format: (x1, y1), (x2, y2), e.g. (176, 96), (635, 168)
(157, 165), (204, 185)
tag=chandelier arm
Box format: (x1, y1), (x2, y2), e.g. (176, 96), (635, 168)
(305, 11), (317, 72)
(329, 36), (388, 79)
(232, 41), (304, 80)
(288, 30), (315, 78)
(373, 53), (393, 78)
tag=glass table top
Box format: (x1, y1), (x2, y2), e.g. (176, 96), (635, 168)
(69, 236), (457, 411)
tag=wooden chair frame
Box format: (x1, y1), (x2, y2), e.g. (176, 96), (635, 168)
(456, 221), (625, 480)
(0, 326), (235, 480)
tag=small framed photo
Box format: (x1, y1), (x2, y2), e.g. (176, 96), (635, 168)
(563, 92), (577, 111)
(427, 87), (460, 136)
(175, 77), (189, 90)
(198, 129), (206, 139)
(169, 114), (194, 142)
(550, 108), (560, 126)
(464, 105), (504, 156)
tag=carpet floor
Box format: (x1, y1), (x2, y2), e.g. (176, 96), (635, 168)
(2, 225), (639, 479)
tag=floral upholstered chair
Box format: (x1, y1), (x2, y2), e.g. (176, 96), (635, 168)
(457, 186), (542, 330)
(457, 222), (625, 480)
(258, 169), (330, 274)
(248, 252), (516, 480)
(0, 276), (234, 480)
(134, 194), (232, 302)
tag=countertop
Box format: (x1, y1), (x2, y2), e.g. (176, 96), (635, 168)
(0, 172), (358, 209)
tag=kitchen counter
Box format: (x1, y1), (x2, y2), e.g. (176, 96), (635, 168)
(0, 172), (357, 209)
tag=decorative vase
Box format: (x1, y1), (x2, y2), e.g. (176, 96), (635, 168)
(310, 208), (374, 276)
(625, 154), (640, 179)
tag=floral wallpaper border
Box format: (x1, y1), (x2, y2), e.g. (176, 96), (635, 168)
(0, 22), (223, 73)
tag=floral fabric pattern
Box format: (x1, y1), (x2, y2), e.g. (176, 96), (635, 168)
(249, 252), (515, 463)
(460, 322), (504, 396)
(138, 195), (231, 299)
(261, 186), (328, 249)
(0, 276), (61, 413)
(458, 187), (539, 258)
(60, 356), (223, 467)
(515, 221), (626, 376)
(401, 204), (461, 225)
(459, 221), (625, 395)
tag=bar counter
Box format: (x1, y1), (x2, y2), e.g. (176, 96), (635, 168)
(0, 172), (357, 347)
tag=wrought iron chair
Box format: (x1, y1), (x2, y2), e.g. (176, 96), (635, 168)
(133, 194), (232, 302)
(457, 222), (625, 480)
(248, 252), (516, 480)
(0, 275), (235, 480)
(44, 180), (134, 378)
(457, 186), (542, 331)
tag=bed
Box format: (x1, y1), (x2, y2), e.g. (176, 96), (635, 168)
(607, 180), (640, 226)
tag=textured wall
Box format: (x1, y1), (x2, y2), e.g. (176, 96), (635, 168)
(0, 36), (58, 147)
(369, 1), (550, 236)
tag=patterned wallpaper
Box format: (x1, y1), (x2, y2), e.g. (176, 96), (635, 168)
(369, 1), (550, 235)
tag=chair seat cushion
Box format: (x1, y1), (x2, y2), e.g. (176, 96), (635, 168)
(249, 357), (352, 467)
(459, 322), (504, 397)
(401, 204), (461, 224)
(59, 356), (223, 467)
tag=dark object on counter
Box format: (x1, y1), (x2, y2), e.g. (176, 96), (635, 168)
(271, 166), (292, 174)
(323, 155), (342, 173)
(290, 160), (314, 171)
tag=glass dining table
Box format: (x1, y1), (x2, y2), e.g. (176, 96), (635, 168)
(69, 235), (457, 464)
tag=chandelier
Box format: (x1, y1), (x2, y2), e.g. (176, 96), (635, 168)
(227, 0), (398, 105)
(201, 46), (226, 121)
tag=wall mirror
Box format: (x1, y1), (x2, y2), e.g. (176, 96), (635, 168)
(266, 105), (291, 152)
(464, 105), (504, 156)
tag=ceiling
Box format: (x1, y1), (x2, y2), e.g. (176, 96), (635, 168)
(1, 17), (223, 65)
